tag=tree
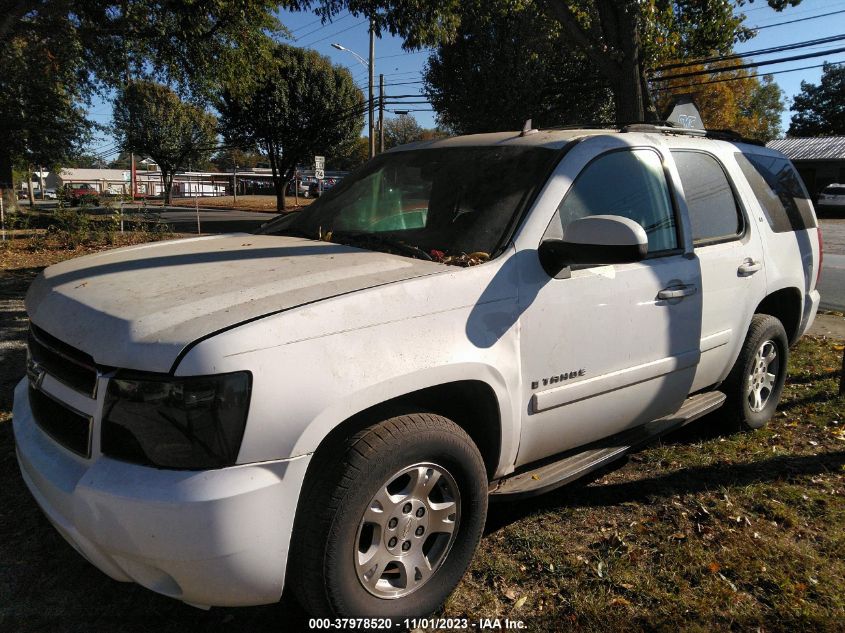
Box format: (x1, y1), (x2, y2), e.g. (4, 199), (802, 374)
(788, 63), (845, 136)
(424, 1), (613, 133)
(0, 21), (91, 208)
(218, 45), (364, 211)
(290, 0), (800, 123)
(331, 137), (370, 171)
(113, 81), (217, 204)
(0, 0), (283, 203)
(384, 114), (425, 148)
(654, 61), (784, 141)
(212, 149), (267, 172)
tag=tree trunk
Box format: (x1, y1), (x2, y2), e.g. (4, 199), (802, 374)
(163, 169), (172, 204)
(266, 141), (285, 213)
(0, 143), (15, 213)
(612, 64), (645, 125)
(27, 164), (35, 208)
(545, 0), (649, 125)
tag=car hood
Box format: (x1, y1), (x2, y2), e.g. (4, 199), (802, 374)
(26, 234), (443, 372)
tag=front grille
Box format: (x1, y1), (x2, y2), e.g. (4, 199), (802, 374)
(28, 386), (92, 458)
(28, 324), (98, 395)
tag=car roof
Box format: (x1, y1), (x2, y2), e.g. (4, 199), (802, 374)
(389, 125), (776, 158)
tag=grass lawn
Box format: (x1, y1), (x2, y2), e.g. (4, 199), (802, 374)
(1, 240), (844, 632)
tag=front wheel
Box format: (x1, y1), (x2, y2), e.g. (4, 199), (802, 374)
(290, 413), (488, 619)
(722, 314), (789, 430)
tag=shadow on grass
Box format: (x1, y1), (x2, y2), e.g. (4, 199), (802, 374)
(486, 448), (845, 536)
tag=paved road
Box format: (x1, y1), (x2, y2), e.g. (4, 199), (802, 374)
(819, 218), (845, 312)
(82, 204), (280, 234)
(153, 206), (278, 234)
(818, 253), (845, 312)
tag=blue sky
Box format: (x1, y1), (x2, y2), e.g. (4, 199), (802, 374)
(84, 0), (845, 160)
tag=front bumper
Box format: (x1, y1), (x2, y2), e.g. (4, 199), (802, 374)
(12, 378), (310, 608)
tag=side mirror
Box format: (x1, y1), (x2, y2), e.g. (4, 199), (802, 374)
(538, 215), (648, 276)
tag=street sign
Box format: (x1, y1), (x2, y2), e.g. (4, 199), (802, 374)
(315, 169), (325, 180)
(314, 155), (325, 170)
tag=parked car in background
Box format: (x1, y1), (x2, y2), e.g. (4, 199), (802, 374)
(286, 179), (313, 197)
(817, 183), (845, 211)
(44, 189), (57, 200)
(66, 184), (100, 207)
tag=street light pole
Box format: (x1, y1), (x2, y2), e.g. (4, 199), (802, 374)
(368, 20), (375, 158)
(331, 25), (376, 158)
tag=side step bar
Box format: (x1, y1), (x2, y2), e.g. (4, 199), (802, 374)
(489, 391), (726, 500)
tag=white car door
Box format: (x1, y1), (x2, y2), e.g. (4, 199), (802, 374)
(515, 142), (702, 467)
(669, 149), (768, 392)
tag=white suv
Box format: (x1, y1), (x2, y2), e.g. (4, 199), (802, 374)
(817, 183), (845, 210)
(13, 125), (821, 620)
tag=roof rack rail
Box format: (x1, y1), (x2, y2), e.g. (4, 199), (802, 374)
(620, 122), (764, 146)
(543, 121), (764, 146)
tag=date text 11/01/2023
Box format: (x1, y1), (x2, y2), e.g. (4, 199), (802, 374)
(308, 618), (527, 630)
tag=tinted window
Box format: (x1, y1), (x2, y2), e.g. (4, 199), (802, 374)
(259, 146), (559, 259)
(556, 149), (678, 253)
(823, 186), (845, 196)
(734, 153), (817, 232)
(672, 151), (742, 243)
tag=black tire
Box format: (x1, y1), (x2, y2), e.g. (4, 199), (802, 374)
(289, 413), (488, 620)
(722, 314), (789, 431)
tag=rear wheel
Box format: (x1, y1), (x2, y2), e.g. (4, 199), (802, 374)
(290, 413), (488, 619)
(722, 314), (789, 430)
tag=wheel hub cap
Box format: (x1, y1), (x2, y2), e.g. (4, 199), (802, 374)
(354, 463), (460, 599)
(747, 339), (779, 413)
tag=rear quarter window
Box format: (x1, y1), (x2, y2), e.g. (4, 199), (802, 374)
(734, 152), (817, 232)
(672, 151), (743, 244)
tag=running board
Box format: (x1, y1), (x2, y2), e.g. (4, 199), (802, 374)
(490, 391), (726, 500)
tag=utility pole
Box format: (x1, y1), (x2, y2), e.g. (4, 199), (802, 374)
(38, 166), (45, 200)
(368, 20), (375, 159)
(378, 73), (385, 154)
(233, 165), (238, 205)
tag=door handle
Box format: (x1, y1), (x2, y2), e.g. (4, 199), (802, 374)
(738, 258), (762, 276)
(658, 284), (698, 300)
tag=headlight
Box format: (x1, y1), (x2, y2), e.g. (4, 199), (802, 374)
(102, 371), (251, 469)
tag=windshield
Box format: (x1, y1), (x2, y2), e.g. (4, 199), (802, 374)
(257, 146), (559, 265)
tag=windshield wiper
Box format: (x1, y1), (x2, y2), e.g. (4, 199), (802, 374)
(331, 231), (433, 261)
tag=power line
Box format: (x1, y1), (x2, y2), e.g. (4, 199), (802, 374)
(653, 59), (845, 92)
(656, 44), (845, 80)
(293, 12), (352, 41)
(288, 10), (348, 35)
(655, 33), (845, 72)
(298, 19), (367, 48)
(375, 49), (434, 60)
(750, 8), (845, 30)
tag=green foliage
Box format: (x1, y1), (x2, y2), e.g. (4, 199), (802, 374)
(788, 63), (845, 137)
(424, 1), (613, 133)
(330, 137), (371, 171)
(0, 0), (283, 192)
(49, 206), (93, 249)
(218, 44), (365, 210)
(294, 0), (801, 123)
(113, 81), (217, 203)
(211, 149), (268, 171)
(0, 19), (92, 186)
(383, 114), (425, 148)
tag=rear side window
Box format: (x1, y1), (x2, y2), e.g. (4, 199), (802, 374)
(734, 152), (817, 232)
(672, 151), (742, 244)
(823, 186), (845, 195)
(555, 149), (678, 253)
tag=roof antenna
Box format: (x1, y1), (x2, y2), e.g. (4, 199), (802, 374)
(520, 118), (538, 137)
